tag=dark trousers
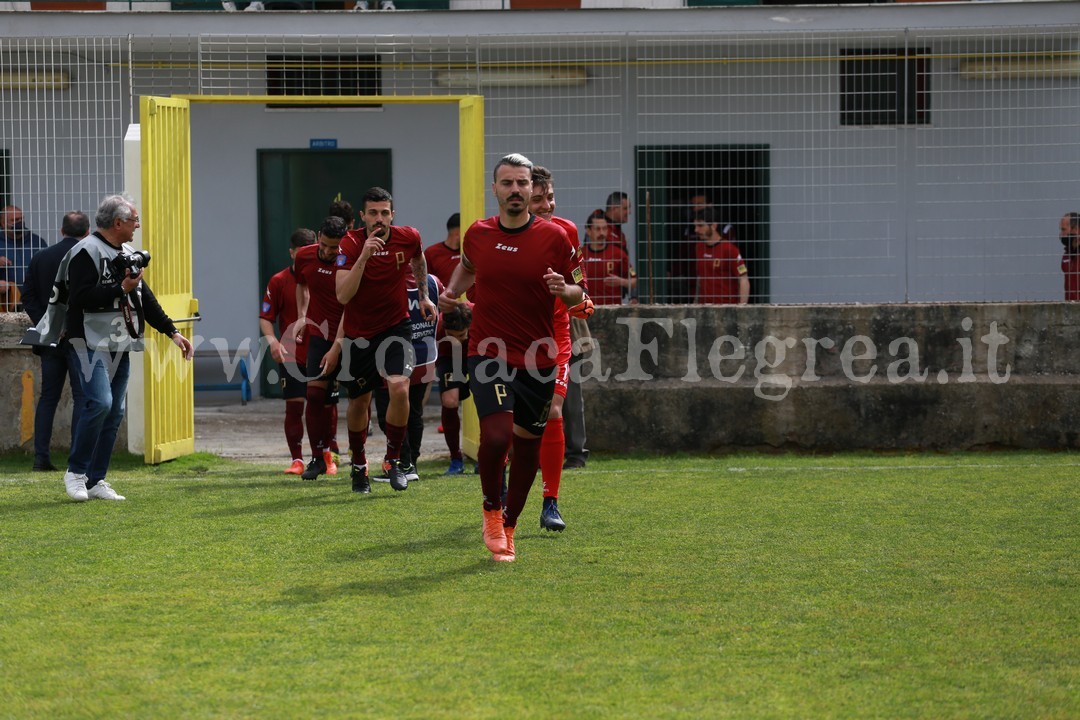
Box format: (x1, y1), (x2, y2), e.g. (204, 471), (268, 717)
(563, 352), (589, 464)
(373, 382), (430, 467)
(34, 344), (85, 465)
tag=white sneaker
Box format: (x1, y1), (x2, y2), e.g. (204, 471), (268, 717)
(87, 481), (126, 501)
(63, 471), (89, 502)
(351, 1), (369, 9)
(243, 1), (265, 10)
(379, 0), (395, 8)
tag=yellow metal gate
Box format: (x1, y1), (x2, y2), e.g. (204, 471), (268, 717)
(140, 96), (198, 464)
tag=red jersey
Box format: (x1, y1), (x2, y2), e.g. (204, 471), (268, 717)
(548, 216), (581, 364)
(293, 244), (344, 341)
(260, 265), (308, 366)
(582, 242), (633, 306)
(1064, 252), (1080, 301)
(424, 241), (462, 287)
(337, 225), (423, 339)
(463, 214), (585, 369)
(696, 241), (747, 304)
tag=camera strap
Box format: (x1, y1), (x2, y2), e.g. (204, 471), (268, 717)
(120, 297), (139, 339)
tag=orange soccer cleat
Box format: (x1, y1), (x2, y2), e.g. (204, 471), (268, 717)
(323, 450), (338, 476)
(493, 525), (516, 562)
(482, 507), (507, 555)
(284, 459), (305, 475)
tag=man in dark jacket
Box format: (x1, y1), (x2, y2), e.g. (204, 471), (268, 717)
(20, 211), (89, 472)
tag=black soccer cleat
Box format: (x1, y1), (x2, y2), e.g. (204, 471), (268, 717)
(351, 465), (371, 494)
(300, 454), (326, 480)
(540, 497), (566, 532)
(383, 458), (408, 491)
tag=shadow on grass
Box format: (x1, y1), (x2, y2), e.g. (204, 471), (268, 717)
(280, 559), (493, 603)
(192, 487), (403, 518)
(327, 523), (475, 564)
(281, 534), (491, 603)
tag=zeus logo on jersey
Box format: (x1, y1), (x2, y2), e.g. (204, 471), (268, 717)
(495, 243), (519, 253)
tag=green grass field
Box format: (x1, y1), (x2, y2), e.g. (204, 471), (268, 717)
(1, 451), (1076, 719)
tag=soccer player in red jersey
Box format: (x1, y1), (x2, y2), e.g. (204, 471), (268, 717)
(527, 165), (586, 532)
(1060, 213), (1080, 301)
(440, 153), (592, 562)
(581, 209), (636, 306)
(424, 213), (461, 288)
(293, 216), (348, 480)
(694, 206), (750, 305)
(259, 227), (315, 474)
(336, 187), (435, 493)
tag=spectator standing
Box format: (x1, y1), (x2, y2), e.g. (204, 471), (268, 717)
(1060, 212), (1080, 301)
(694, 206), (749, 305)
(668, 193), (711, 303)
(259, 227), (316, 475)
(440, 153), (591, 562)
(20, 211), (89, 472)
(603, 191), (631, 254)
(581, 209), (636, 306)
(1, 204), (47, 310)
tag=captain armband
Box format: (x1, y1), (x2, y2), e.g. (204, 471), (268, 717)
(567, 295), (595, 320)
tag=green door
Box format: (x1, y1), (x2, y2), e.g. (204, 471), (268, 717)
(257, 149), (392, 397)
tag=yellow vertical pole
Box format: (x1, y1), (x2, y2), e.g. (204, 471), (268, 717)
(458, 95), (485, 461)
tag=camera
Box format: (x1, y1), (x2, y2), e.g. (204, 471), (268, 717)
(112, 249), (151, 276)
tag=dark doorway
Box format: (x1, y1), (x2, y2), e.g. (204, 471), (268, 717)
(256, 148), (391, 397)
(635, 145), (770, 303)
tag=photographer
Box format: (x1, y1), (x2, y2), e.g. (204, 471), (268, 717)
(48, 195), (193, 502)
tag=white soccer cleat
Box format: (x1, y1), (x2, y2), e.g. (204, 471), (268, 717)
(63, 471), (88, 502)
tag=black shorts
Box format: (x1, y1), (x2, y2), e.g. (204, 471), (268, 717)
(436, 351), (470, 400)
(303, 337), (341, 403)
(306, 335), (340, 382)
(340, 319), (415, 399)
(467, 355), (554, 435)
(279, 361), (307, 399)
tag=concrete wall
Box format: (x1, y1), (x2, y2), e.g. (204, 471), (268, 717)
(0, 313), (78, 456)
(579, 302), (1080, 452)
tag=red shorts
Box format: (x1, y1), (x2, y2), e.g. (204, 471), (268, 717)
(553, 361), (570, 399)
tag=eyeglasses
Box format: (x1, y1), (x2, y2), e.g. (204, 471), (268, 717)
(126, 216), (141, 224)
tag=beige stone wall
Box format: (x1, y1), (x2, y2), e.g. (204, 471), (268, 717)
(0, 312), (123, 457)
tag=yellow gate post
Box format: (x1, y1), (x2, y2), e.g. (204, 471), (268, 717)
(140, 96), (197, 463)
